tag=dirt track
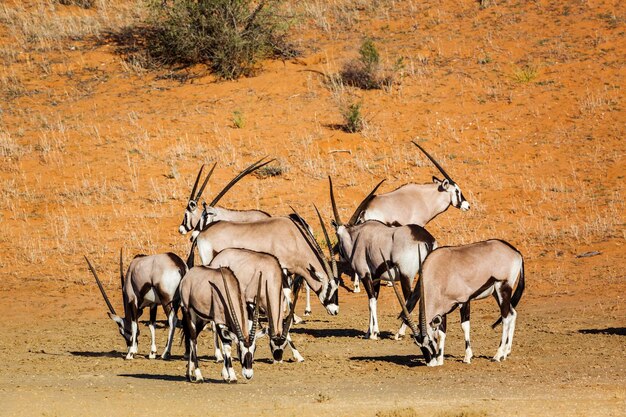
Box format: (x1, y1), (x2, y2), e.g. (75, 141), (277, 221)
(1, 271), (624, 417)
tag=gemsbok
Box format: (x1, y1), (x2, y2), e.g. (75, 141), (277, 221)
(85, 250), (187, 360)
(398, 239), (525, 366)
(180, 266), (263, 382)
(353, 141), (470, 227)
(328, 177), (437, 340)
(188, 246), (305, 362)
(191, 211), (340, 317)
(178, 157), (273, 235)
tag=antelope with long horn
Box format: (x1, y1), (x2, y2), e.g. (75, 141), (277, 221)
(178, 157), (274, 235)
(354, 141), (470, 227)
(85, 250), (187, 360)
(329, 177), (437, 339)
(191, 211), (340, 317)
(180, 266), (263, 382)
(400, 240), (525, 366)
(187, 245), (304, 362)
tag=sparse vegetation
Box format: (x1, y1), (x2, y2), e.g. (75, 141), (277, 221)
(146, 0), (292, 79)
(512, 64), (539, 83)
(232, 110), (245, 128)
(339, 38), (396, 90)
(341, 101), (365, 133)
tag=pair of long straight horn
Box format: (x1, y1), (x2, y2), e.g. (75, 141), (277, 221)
(220, 268), (260, 348)
(329, 176), (385, 227)
(289, 206), (336, 282)
(85, 249), (125, 317)
(189, 156), (275, 206)
(266, 275), (302, 339)
(411, 141), (454, 184)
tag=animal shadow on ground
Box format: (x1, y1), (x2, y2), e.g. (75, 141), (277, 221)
(70, 351), (187, 360)
(289, 327), (373, 338)
(119, 373), (220, 383)
(579, 327), (626, 336)
(350, 354), (425, 368)
(70, 350), (123, 358)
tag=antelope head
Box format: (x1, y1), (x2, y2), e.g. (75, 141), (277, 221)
(179, 163), (215, 234)
(219, 268), (263, 380)
(290, 206), (340, 316)
(412, 141), (470, 212)
(85, 250), (137, 352)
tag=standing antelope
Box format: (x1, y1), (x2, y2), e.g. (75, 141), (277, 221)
(329, 177), (437, 340)
(181, 158), (315, 317)
(191, 212), (340, 317)
(398, 240), (525, 366)
(180, 266), (263, 382)
(85, 250), (187, 360)
(178, 157), (273, 235)
(354, 141), (470, 227)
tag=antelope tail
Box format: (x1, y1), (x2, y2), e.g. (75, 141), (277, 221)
(492, 258), (525, 329)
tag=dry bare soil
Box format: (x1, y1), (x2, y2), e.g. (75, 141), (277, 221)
(0, 1), (624, 416)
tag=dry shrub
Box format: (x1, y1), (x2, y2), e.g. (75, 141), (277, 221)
(340, 38), (398, 90)
(146, 0), (295, 80)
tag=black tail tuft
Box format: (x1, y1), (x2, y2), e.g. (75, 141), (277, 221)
(492, 258), (525, 329)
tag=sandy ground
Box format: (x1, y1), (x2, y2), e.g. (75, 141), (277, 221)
(0, 0), (625, 416)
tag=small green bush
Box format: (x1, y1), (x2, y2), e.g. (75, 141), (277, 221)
(341, 101), (364, 133)
(147, 0), (292, 80)
(340, 38), (395, 90)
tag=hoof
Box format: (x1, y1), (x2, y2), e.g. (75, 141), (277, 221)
(293, 315), (303, 325)
(304, 310), (312, 316)
(364, 332), (379, 340)
(463, 357), (472, 364)
(148, 352), (157, 359)
(353, 286), (361, 293)
(125, 354), (134, 360)
(161, 352), (171, 360)
(393, 333), (404, 341)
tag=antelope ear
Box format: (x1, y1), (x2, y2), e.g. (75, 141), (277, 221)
(432, 176), (442, 184)
(108, 312), (123, 326)
(256, 328), (269, 339)
(202, 201), (207, 209)
(440, 179), (450, 190)
(189, 200), (197, 209)
(431, 315), (443, 327)
(331, 219), (338, 229)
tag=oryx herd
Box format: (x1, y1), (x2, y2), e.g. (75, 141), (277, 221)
(85, 141), (525, 382)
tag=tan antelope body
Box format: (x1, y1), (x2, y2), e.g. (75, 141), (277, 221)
(330, 177), (436, 339)
(85, 251), (187, 360)
(209, 248), (304, 362)
(180, 266), (262, 382)
(402, 239), (525, 366)
(193, 216), (340, 316)
(354, 142), (470, 227)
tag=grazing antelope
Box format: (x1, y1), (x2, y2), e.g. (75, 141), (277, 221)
(399, 240), (525, 366)
(178, 157), (273, 235)
(329, 177), (437, 340)
(191, 212), (340, 317)
(354, 141), (470, 227)
(85, 250), (187, 360)
(196, 247), (305, 362)
(180, 266), (263, 382)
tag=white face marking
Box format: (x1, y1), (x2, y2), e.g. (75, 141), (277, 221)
(326, 304), (339, 315)
(461, 200), (470, 211)
(191, 230), (200, 239)
(179, 225), (188, 234)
